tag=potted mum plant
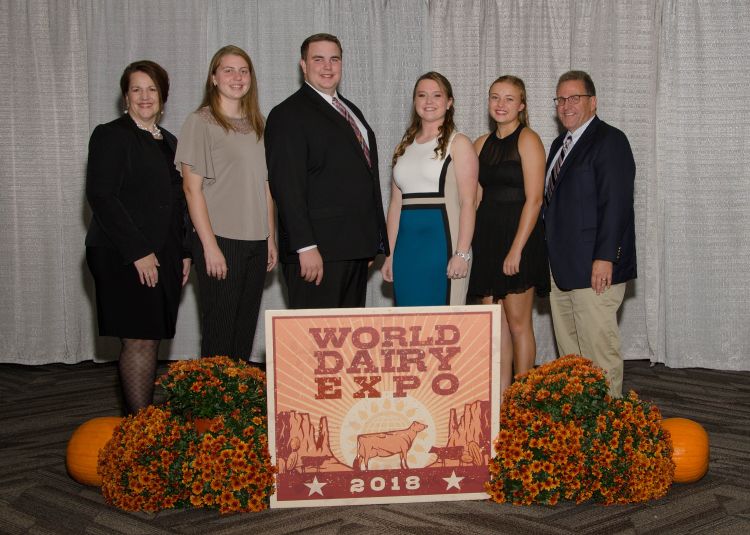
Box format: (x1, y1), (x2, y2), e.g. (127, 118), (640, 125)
(156, 356), (266, 432)
(98, 357), (276, 513)
(486, 355), (675, 505)
(98, 405), (194, 512)
(98, 405), (276, 513)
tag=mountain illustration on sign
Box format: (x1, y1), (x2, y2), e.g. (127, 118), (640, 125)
(276, 398), (489, 473)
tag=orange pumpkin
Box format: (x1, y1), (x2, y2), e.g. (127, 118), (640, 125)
(66, 416), (123, 486)
(662, 417), (709, 483)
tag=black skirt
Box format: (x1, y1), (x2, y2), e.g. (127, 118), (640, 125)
(87, 237), (183, 340)
(468, 200), (550, 300)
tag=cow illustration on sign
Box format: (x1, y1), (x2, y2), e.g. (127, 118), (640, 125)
(353, 421), (428, 471)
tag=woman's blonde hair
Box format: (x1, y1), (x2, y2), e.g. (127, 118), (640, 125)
(490, 75), (529, 127)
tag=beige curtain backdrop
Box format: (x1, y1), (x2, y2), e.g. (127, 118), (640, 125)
(1, 0), (748, 370)
(429, 0), (660, 365)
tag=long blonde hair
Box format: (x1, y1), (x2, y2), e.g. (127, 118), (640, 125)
(200, 45), (264, 139)
(392, 71), (456, 167)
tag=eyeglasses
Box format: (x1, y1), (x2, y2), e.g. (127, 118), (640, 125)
(553, 94), (593, 106)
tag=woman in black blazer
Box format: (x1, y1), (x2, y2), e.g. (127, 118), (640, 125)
(85, 60), (191, 415)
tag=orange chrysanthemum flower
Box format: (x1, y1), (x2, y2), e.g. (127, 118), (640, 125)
(487, 355), (675, 506)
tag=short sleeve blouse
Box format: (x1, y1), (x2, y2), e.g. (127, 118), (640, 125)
(175, 107), (269, 240)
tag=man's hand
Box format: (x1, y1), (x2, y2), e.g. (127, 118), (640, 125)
(299, 248), (323, 285)
(591, 259), (613, 295)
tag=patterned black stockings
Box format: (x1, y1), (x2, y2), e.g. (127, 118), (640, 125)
(118, 338), (160, 415)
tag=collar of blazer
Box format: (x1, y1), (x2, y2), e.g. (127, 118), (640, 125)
(111, 114), (177, 184)
(299, 83), (375, 172)
(548, 115), (601, 188)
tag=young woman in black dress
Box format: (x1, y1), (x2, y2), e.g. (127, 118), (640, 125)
(468, 76), (549, 393)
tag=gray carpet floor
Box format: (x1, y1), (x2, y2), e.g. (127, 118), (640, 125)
(1, 360), (749, 535)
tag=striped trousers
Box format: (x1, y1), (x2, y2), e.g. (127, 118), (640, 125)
(192, 235), (267, 361)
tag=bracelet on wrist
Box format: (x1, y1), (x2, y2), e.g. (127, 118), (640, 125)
(454, 250), (471, 262)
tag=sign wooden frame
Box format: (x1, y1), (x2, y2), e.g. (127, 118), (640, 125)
(266, 305), (501, 507)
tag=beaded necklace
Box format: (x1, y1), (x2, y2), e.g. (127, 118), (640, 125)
(129, 113), (163, 139)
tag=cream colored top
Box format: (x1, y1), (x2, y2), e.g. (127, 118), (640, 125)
(175, 107), (269, 240)
(393, 133), (457, 194)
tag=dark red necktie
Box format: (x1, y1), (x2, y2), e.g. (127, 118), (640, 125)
(332, 97), (371, 167)
(545, 133), (572, 205)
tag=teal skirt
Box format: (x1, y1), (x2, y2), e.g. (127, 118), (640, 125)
(393, 206), (451, 306)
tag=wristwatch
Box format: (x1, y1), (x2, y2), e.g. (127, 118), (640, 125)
(454, 250), (471, 262)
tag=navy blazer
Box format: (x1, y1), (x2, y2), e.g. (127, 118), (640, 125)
(543, 116), (636, 290)
(85, 114), (187, 264)
(265, 83), (388, 264)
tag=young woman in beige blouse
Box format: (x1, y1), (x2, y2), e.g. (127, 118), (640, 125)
(176, 45), (276, 363)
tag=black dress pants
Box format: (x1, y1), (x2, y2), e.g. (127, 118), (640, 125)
(283, 259), (368, 309)
(193, 235), (267, 360)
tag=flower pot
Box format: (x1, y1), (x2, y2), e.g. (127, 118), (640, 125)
(192, 417), (221, 434)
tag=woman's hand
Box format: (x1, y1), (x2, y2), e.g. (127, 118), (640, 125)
(267, 236), (278, 272)
(446, 254), (469, 280)
(134, 253), (160, 287)
(203, 244), (227, 280)
(381, 256), (394, 282)
(181, 258), (192, 287)
(503, 247), (521, 276)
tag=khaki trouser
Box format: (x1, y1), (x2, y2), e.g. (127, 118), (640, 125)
(549, 276), (626, 397)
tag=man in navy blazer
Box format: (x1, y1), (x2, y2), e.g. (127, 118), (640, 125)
(265, 33), (388, 309)
(543, 70), (636, 397)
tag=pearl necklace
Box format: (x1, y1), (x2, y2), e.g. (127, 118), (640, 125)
(130, 114), (162, 139)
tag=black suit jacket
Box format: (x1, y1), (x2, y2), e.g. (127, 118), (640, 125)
(264, 84), (388, 264)
(543, 116), (637, 290)
(85, 114), (187, 264)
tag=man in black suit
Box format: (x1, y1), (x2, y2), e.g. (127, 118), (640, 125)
(265, 33), (387, 309)
(543, 70), (636, 397)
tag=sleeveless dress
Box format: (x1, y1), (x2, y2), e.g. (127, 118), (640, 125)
(468, 125), (549, 299)
(392, 134), (469, 306)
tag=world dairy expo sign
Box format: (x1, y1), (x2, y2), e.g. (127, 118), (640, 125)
(266, 305), (502, 507)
